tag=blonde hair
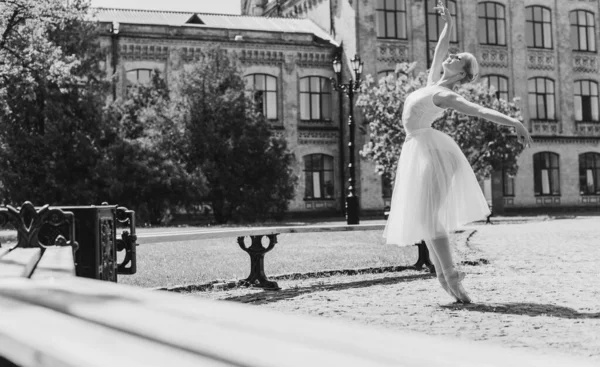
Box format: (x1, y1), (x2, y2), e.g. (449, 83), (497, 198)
(460, 53), (479, 84)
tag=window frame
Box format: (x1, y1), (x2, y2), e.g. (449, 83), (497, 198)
(299, 76), (333, 122)
(125, 68), (153, 85)
(570, 9), (597, 52)
(477, 2), (507, 46)
(528, 77), (556, 121)
(574, 80), (599, 122)
(303, 154), (335, 200)
(244, 73), (278, 121)
(482, 74), (509, 101)
(426, 0), (458, 43)
(376, 0), (408, 39)
(525, 5), (553, 49)
(533, 152), (561, 196)
(377, 70), (396, 82)
(579, 152), (600, 195)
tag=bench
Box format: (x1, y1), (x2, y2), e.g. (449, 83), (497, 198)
(0, 202), (137, 282)
(0, 204), (78, 281)
(137, 223), (435, 290)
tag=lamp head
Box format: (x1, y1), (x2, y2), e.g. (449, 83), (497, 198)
(332, 58), (341, 74)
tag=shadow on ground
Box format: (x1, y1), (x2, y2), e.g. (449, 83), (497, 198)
(442, 302), (600, 319)
(223, 273), (432, 305)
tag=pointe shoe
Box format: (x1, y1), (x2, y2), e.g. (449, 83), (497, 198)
(445, 270), (471, 304)
(437, 276), (460, 302)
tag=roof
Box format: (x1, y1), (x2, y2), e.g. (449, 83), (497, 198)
(91, 8), (335, 44)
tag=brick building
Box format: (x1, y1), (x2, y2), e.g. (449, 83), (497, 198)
(96, 0), (600, 216)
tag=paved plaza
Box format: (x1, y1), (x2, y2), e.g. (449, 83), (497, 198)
(191, 216), (600, 363)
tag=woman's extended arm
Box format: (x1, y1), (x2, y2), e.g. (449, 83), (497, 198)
(427, 1), (453, 86)
(432, 90), (534, 148)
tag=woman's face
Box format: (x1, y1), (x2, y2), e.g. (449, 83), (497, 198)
(442, 53), (467, 77)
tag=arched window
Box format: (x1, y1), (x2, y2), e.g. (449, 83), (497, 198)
(579, 152), (600, 195)
(126, 69), (152, 85)
(376, 0), (407, 39)
(482, 74), (509, 101)
(427, 0), (458, 43)
(570, 10), (596, 52)
(478, 2), (506, 46)
(300, 76), (332, 121)
(528, 77), (555, 120)
(244, 74), (278, 120)
(526, 6), (552, 49)
(377, 70), (396, 81)
(304, 154), (334, 199)
(533, 152), (560, 196)
(574, 80), (599, 122)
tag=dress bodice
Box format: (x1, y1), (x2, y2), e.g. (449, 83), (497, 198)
(402, 85), (447, 134)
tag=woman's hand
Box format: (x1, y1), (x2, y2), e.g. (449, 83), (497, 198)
(514, 121), (534, 148)
(434, 0), (452, 26)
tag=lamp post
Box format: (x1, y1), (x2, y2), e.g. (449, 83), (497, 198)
(331, 54), (364, 225)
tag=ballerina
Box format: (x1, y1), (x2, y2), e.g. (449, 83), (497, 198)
(383, 0), (533, 303)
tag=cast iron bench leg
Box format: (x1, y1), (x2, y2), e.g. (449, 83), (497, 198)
(237, 234), (281, 290)
(413, 240), (435, 273)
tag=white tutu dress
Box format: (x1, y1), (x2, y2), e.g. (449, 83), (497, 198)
(384, 85), (490, 246)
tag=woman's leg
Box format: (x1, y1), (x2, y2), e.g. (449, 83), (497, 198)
(427, 235), (471, 303)
(425, 241), (459, 301)
(424, 153), (471, 303)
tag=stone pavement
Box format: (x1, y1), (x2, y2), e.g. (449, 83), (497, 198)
(190, 216), (600, 363)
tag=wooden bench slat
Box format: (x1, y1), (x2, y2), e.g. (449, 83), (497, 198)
(0, 248), (42, 278)
(138, 223), (386, 244)
(1, 278), (595, 367)
(0, 295), (233, 367)
(30, 247), (76, 280)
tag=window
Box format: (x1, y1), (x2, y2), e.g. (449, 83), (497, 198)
(478, 2), (506, 45)
(245, 74), (278, 120)
(378, 70), (396, 81)
(300, 77), (332, 121)
(570, 10), (596, 52)
(579, 152), (600, 195)
(482, 75), (509, 101)
(533, 152), (560, 196)
(528, 78), (555, 120)
(376, 0), (407, 39)
(502, 168), (515, 197)
(126, 69), (152, 85)
(427, 0), (458, 43)
(574, 80), (599, 122)
(304, 154), (334, 199)
(526, 6), (552, 49)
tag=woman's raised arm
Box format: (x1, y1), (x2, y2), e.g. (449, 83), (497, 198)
(427, 1), (453, 86)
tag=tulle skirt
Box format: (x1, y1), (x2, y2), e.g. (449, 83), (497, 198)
(383, 127), (490, 246)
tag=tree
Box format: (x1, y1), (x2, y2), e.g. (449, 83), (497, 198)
(177, 47), (296, 223)
(0, 0), (89, 117)
(0, 2), (112, 205)
(357, 62), (525, 184)
(103, 72), (203, 224)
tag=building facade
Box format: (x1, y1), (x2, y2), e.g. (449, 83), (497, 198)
(97, 0), (600, 216)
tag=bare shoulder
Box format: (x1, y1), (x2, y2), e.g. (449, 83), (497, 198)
(431, 88), (462, 109)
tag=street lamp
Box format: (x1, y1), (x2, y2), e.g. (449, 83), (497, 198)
(331, 54), (364, 225)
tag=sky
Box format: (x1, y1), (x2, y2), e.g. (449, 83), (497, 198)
(90, 0), (242, 14)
